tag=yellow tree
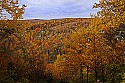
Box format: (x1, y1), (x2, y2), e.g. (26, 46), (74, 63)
(93, 0), (125, 27)
(0, 0), (28, 82)
(63, 16), (124, 82)
(0, 0), (26, 20)
(93, 0), (125, 47)
(53, 54), (81, 82)
(0, 0), (27, 56)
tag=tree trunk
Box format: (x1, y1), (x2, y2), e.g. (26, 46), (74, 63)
(87, 66), (89, 83)
(80, 64), (84, 83)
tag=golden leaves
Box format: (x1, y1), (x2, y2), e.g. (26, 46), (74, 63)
(1, 0), (26, 20)
(94, 0), (125, 27)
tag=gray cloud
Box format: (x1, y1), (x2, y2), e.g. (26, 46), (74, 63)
(21, 0), (99, 19)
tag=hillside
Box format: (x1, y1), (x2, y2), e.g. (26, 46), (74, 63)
(1, 18), (125, 83)
(27, 18), (93, 62)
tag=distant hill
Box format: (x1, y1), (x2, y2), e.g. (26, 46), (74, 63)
(26, 18), (93, 63)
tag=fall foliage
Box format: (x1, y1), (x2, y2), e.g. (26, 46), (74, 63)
(0, 0), (125, 83)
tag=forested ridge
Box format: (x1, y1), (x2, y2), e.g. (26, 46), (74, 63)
(0, 0), (125, 83)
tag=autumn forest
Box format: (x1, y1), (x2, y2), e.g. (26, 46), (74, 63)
(0, 0), (125, 83)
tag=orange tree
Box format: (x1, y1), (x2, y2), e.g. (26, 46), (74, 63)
(62, 17), (124, 82)
(0, 0), (27, 82)
(94, 1), (125, 82)
(0, 0), (48, 82)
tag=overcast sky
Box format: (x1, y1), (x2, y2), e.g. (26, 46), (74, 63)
(19, 0), (99, 20)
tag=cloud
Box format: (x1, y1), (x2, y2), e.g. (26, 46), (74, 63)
(26, 0), (97, 8)
(27, 0), (81, 5)
(23, 0), (99, 19)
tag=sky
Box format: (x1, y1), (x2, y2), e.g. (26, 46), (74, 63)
(19, 0), (99, 20)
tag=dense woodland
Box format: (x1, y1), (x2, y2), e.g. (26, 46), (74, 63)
(0, 0), (125, 83)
